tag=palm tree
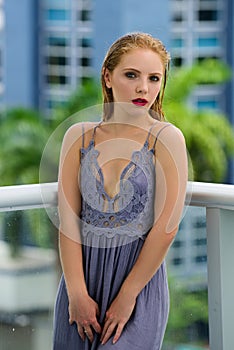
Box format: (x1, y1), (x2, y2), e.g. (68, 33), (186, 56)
(55, 64), (234, 183)
(0, 108), (55, 256)
(1, 61), (233, 255)
(55, 77), (102, 120)
(0, 79), (100, 256)
(164, 59), (234, 182)
(163, 59), (234, 346)
(0, 108), (51, 185)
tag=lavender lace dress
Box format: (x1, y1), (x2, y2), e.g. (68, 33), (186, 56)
(53, 123), (170, 350)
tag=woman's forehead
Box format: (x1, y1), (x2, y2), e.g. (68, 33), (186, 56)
(117, 48), (164, 72)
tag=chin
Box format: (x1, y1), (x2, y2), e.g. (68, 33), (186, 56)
(115, 102), (149, 119)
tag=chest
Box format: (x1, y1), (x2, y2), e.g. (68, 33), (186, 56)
(80, 142), (155, 208)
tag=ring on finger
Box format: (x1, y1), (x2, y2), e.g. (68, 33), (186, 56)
(84, 328), (90, 335)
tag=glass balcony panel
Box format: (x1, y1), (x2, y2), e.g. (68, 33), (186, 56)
(0, 182), (234, 349)
(0, 209), (59, 350)
(164, 206), (209, 348)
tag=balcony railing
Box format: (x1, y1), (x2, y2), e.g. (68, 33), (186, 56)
(0, 181), (234, 350)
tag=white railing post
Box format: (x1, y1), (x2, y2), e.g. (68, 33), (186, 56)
(206, 208), (234, 350)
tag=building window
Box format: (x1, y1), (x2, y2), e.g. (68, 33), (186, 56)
(171, 38), (185, 48)
(46, 98), (67, 110)
(46, 56), (68, 66)
(47, 36), (68, 47)
(80, 9), (91, 21)
(197, 37), (220, 47)
(194, 255), (207, 264)
(172, 57), (183, 67)
(193, 238), (207, 247)
(172, 257), (184, 266)
(196, 55), (220, 62)
(198, 9), (218, 21)
(193, 218), (206, 229)
(173, 240), (184, 248)
(80, 37), (92, 48)
(46, 9), (70, 21)
(46, 75), (68, 85)
(80, 57), (91, 67)
(197, 99), (218, 110)
(172, 12), (184, 22)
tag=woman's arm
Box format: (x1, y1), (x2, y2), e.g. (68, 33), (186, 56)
(58, 123), (101, 342)
(119, 124), (188, 295)
(58, 124), (85, 295)
(101, 124), (188, 344)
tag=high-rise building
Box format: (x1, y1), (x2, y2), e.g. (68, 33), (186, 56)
(2, 1), (233, 119)
(92, 0), (170, 73)
(3, 1), (233, 134)
(39, 0), (170, 114)
(170, 0), (233, 118)
(38, 0), (94, 113)
(2, 0), (170, 115)
(0, 0), (4, 107)
(170, 0), (234, 183)
(3, 0), (39, 109)
(167, 0), (234, 283)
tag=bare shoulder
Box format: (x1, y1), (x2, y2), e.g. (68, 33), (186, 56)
(156, 122), (186, 149)
(65, 121), (97, 136)
(63, 121), (99, 143)
(155, 123), (187, 176)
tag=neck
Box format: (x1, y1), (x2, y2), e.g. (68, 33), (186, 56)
(104, 102), (154, 128)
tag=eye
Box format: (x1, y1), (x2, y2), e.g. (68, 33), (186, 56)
(125, 71), (137, 79)
(149, 75), (160, 82)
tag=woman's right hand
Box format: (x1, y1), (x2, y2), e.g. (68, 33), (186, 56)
(69, 293), (102, 343)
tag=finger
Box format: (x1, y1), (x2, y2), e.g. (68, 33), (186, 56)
(101, 323), (116, 345)
(92, 320), (102, 334)
(95, 304), (100, 317)
(69, 312), (75, 325)
(83, 326), (94, 343)
(100, 319), (111, 341)
(77, 324), (85, 342)
(113, 323), (124, 344)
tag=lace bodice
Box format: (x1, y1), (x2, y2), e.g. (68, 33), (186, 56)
(79, 122), (169, 248)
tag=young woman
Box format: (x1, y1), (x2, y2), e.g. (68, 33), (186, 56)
(53, 32), (188, 349)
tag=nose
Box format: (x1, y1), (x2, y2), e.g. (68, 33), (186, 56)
(136, 78), (148, 94)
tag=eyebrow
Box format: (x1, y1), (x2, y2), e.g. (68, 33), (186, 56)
(123, 67), (163, 76)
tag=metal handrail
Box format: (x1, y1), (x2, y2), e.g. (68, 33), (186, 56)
(0, 181), (234, 349)
(0, 181), (234, 212)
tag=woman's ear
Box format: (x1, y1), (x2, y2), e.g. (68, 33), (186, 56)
(103, 68), (112, 89)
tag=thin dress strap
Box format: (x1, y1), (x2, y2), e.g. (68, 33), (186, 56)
(152, 123), (171, 149)
(82, 121), (102, 148)
(92, 121), (102, 144)
(81, 123), (85, 148)
(91, 121), (168, 147)
(145, 122), (158, 144)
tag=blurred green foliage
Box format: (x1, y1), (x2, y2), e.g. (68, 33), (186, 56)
(164, 59), (234, 182)
(0, 60), (232, 345)
(0, 59), (233, 255)
(164, 279), (209, 345)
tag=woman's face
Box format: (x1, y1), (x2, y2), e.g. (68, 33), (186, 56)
(104, 48), (164, 113)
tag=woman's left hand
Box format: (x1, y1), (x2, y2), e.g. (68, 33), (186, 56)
(100, 291), (136, 345)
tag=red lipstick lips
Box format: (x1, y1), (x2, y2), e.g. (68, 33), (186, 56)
(132, 98), (148, 107)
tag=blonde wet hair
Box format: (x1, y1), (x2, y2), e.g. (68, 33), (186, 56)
(101, 32), (171, 121)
